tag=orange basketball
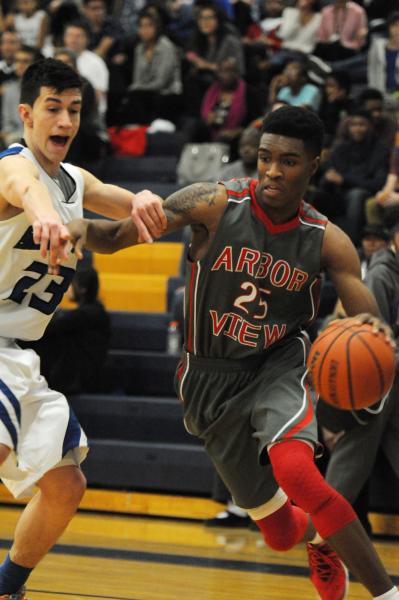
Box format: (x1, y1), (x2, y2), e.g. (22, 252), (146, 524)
(307, 318), (396, 410)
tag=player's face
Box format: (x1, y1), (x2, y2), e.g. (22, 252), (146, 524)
(256, 133), (318, 220)
(21, 86), (82, 167)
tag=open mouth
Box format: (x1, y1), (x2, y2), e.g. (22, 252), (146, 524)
(49, 135), (69, 147)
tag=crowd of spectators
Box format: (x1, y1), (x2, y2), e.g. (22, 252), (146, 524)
(1, 0), (399, 244)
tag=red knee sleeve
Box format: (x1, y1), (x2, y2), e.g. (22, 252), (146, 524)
(268, 441), (357, 539)
(255, 501), (309, 551)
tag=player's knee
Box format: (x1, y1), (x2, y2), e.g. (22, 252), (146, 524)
(0, 444), (11, 467)
(269, 442), (314, 494)
(62, 468), (86, 507)
(269, 440), (329, 514)
(254, 502), (309, 551)
(40, 466), (86, 508)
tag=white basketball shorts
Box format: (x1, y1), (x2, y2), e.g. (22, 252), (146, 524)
(0, 338), (88, 498)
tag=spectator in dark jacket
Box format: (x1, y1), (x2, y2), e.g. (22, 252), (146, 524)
(28, 267), (111, 396)
(318, 225), (399, 537)
(313, 109), (391, 244)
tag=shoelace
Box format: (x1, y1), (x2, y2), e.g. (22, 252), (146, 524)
(308, 546), (337, 582)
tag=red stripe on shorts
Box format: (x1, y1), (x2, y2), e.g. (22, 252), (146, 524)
(283, 381), (314, 439)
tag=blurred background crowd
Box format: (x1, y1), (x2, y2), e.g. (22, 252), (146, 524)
(1, 0), (399, 245)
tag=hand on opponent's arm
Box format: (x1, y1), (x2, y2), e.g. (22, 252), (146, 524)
(0, 156), (70, 275)
(68, 182), (226, 254)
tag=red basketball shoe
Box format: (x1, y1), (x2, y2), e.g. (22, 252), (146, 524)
(307, 542), (349, 600)
(0, 587), (27, 599)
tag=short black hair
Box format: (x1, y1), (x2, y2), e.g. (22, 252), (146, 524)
(328, 70), (351, 94)
(357, 88), (383, 105)
(261, 106), (324, 157)
(348, 107), (373, 121)
(64, 18), (92, 38)
(73, 266), (100, 304)
(18, 44), (42, 61)
(361, 224), (390, 241)
(20, 57), (82, 105)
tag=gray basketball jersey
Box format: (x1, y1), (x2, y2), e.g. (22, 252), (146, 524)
(0, 144), (84, 341)
(184, 178), (327, 359)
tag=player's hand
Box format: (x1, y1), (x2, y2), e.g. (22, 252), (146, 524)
(131, 190), (166, 243)
(354, 313), (396, 347)
(66, 218), (88, 260)
(32, 216), (70, 275)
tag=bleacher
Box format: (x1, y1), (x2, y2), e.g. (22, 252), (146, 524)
(67, 150), (217, 493)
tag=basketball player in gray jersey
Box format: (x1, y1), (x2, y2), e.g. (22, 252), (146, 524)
(69, 107), (398, 600)
(0, 58), (165, 599)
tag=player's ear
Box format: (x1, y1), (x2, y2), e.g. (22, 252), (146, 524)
(19, 103), (33, 127)
(310, 156), (320, 177)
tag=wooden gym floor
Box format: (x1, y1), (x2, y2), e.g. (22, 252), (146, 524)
(0, 489), (398, 600)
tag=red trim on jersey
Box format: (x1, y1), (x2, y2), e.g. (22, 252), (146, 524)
(249, 180), (300, 234)
(228, 187), (252, 198)
(283, 382), (314, 439)
(300, 203), (328, 226)
(187, 263), (197, 353)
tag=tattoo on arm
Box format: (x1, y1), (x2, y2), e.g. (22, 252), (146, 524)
(164, 183), (218, 224)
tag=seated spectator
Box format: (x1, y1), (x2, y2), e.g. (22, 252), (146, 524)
(368, 11), (399, 109)
(219, 126), (261, 179)
(114, 12), (183, 126)
(318, 70), (354, 147)
(46, 0), (81, 48)
(5, 0), (49, 50)
(184, 2), (244, 115)
(258, 0), (284, 40)
(312, 109), (391, 244)
(336, 88), (398, 151)
(63, 19), (109, 116)
(82, 0), (125, 62)
(110, 0), (147, 36)
(198, 57), (263, 150)
(0, 29), (20, 87)
(270, 0), (322, 68)
(27, 267), (111, 396)
(1, 45), (40, 148)
(357, 224), (390, 278)
(54, 47), (109, 170)
(314, 0), (368, 62)
(271, 59), (322, 111)
(365, 146), (399, 229)
(164, 0), (195, 47)
(238, 0), (283, 85)
(313, 0), (368, 82)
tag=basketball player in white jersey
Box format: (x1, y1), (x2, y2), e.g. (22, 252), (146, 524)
(0, 57), (166, 599)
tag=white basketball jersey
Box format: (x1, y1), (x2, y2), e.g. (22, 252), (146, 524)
(0, 144), (84, 341)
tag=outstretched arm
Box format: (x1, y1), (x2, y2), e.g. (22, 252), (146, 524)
(81, 168), (167, 243)
(68, 182), (227, 254)
(0, 155), (70, 274)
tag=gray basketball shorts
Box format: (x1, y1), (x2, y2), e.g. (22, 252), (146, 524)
(175, 334), (318, 509)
